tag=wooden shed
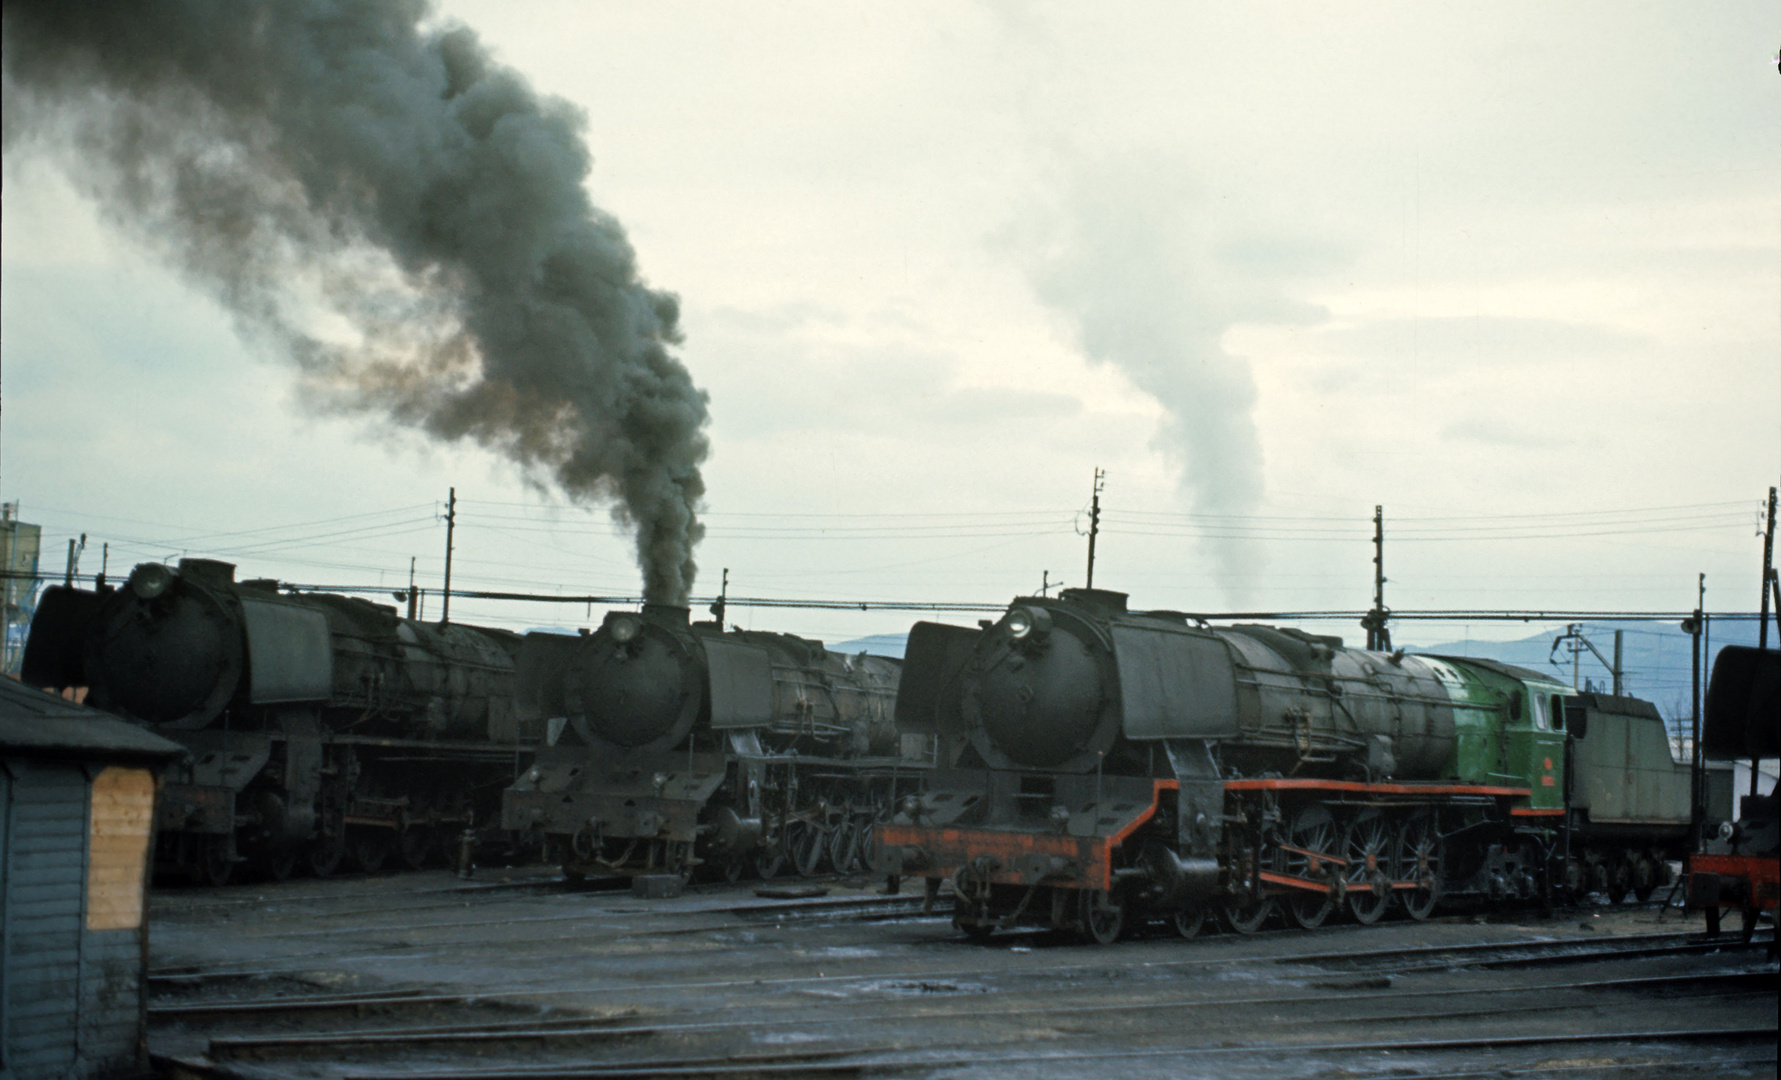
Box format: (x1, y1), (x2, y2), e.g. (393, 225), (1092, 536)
(1, 678), (184, 1080)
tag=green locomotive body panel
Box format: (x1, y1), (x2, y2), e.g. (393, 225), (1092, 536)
(1426, 656), (1567, 811)
(1419, 657), (1512, 786)
(1507, 680), (1569, 813)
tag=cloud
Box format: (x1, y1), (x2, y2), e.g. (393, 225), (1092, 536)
(1441, 416), (1571, 451)
(1310, 316), (1644, 368)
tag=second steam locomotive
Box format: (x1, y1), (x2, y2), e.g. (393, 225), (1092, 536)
(879, 587), (1722, 942)
(503, 604), (926, 883)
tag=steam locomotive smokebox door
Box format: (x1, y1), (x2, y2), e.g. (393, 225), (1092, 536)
(1112, 624), (1239, 739)
(21, 585), (105, 688)
(896, 621), (980, 733)
(704, 638), (774, 728)
(240, 599), (332, 703)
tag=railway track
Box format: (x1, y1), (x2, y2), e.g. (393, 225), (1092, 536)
(146, 874), (1777, 1080)
(149, 924), (1773, 1007)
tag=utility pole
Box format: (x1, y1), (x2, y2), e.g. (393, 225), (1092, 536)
(1612, 629), (1622, 697)
(406, 557), (418, 620)
(710, 568), (729, 627)
(96, 542), (109, 591)
(1761, 486), (1777, 650)
(441, 487), (457, 624)
(1686, 573), (1704, 833)
(1756, 485), (1778, 799)
(1084, 469), (1104, 590)
(63, 534), (85, 587)
(1363, 506), (1391, 651)
(1548, 624), (1623, 694)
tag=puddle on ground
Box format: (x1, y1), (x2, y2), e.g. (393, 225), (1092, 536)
(800, 978), (991, 999)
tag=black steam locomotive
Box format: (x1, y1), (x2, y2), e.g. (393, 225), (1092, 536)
(1686, 644), (1779, 941)
(25, 559), (535, 884)
(502, 604), (927, 884)
(879, 587), (1723, 942)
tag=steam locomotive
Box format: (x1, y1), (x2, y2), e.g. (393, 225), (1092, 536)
(878, 587), (1728, 942)
(1686, 644), (1780, 941)
(502, 604), (926, 883)
(24, 559), (535, 885)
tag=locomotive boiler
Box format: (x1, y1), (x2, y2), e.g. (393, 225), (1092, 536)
(24, 558), (533, 884)
(502, 604), (927, 883)
(879, 587), (1711, 942)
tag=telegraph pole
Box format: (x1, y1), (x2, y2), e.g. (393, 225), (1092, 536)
(1752, 486), (1777, 798)
(1611, 629), (1622, 696)
(1686, 573), (1704, 831)
(407, 557), (418, 620)
(1363, 506), (1391, 651)
(1084, 469), (1104, 590)
(63, 534), (85, 587)
(1570, 625), (1580, 689)
(441, 487), (457, 624)
(1761, 485), (1777, 650)
(710, 568), (729, 627)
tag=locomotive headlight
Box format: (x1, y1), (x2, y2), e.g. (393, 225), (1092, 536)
(1004, 605), (1052, 641)
(128, 562), (175, 600)
(608, 614), (641, 644)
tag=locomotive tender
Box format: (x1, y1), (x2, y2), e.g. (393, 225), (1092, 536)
(502, 604), (926, 883)
(879, 587), (1717, 942)
(24, 558), (534, 884)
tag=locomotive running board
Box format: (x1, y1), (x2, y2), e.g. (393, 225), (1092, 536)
(1225, 778), (1532, 799)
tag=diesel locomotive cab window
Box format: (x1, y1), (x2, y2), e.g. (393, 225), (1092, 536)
(1550, 695), (1566, 732)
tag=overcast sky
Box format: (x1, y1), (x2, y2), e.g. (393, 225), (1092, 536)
(2, 1), (1777, 650)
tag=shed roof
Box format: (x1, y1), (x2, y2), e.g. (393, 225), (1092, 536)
(0, 677), (185, 762)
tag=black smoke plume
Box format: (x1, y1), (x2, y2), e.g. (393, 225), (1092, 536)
(2, 0), (709, 603)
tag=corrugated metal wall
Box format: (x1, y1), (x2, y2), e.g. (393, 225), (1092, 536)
(3, 759), (87, 1077)
(1, 759), (150, 1080)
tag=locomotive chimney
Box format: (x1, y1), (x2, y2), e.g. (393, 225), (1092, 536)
(641, 604), (691, 627)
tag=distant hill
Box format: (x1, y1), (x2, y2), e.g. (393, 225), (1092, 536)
(1404, 618), (1765, 722)
(828, 633), (910, 659)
